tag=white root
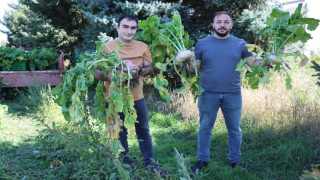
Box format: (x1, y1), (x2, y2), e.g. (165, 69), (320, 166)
(174, 50), (195, 66)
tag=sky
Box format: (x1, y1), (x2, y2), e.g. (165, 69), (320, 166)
(0, 0), (17, 42)
(0, 0), (319, 54)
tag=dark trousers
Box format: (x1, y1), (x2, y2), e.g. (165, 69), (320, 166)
(107, 98), (155, 165)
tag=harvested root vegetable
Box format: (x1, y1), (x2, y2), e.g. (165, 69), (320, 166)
(122, 60), (137, 71)
(175, 50), (194, 63)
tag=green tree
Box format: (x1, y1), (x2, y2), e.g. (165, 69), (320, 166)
(1, 0), (270, 64)
(73, 0), (186, 52)
(1, 3), (78, 54)
(1, 0), (85, 58)
(170, 0), (268, 40)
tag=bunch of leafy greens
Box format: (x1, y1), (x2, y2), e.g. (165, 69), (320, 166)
(0, 47), (26, 70)
(27, 48), (58, 70)
(237, 3), (320, 90)
(52, 42), (136, 139)
(0, 46), (58, 71)
(137, 11), (203, 103)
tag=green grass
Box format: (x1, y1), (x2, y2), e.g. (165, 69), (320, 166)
(0, 88), (319, 179)
(120, 110), (319, 180)
(0, 102), (48, 179)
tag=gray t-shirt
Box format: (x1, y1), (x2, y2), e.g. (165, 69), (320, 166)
(195, 35), (253, 93)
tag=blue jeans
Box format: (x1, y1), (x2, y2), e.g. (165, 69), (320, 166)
(197, 92), (242, 164)
(107, 98), (155, 165)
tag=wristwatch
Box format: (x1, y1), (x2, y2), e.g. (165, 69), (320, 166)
(138, 66), (143, 74)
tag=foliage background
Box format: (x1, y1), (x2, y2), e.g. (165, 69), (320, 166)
(1, 0), (269, 62)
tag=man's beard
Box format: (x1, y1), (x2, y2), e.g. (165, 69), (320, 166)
(214, 28), (230, 37)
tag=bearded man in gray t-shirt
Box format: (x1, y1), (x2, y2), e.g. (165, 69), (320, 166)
(180, 11), (265, 173)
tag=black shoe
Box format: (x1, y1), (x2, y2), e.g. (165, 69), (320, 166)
(191, 160), (208, 173)
(123, 156), (134, 172)
(145, 162), (165, 177)
(231, 162), (248, 173)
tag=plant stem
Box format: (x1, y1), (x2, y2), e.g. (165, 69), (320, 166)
(157, 32), (181, 51)
(87, 58), (113, 69)
(162, 26), (184, 51)
(278, 24), (302, 51)
(173, 59), (183, 80)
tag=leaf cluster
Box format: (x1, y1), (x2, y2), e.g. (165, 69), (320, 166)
(137, 11), (193, 64)
(138, 11), (203, 103)
(261, 3), (320, 53)
(52, 41), (137, 139)
(0, 46), (58, 71)
(27, 48), (58, 70)
(0, 46), (26, 70)
(238, 3), (320, 90)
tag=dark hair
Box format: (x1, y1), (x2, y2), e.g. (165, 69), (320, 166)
(118, 14), (138, 26)
(213, 11), (232, 22)
(20, 44), (27, 49)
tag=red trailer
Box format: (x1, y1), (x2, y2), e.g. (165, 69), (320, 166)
(0, 52), (65, 88)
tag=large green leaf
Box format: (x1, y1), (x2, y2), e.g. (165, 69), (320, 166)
(290, 3), (302, 22)
(301, 18), (320, 31)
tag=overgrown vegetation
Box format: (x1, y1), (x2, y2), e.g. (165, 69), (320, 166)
(0, 46), (58, 70)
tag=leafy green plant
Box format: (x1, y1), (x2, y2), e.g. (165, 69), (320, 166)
(52, 40), (137, 139)
(27, 48), (58, 70)
(137, 11), (203, 103)
(0, 46), (58, 71)
(0, 46), (26, 70)
(237, 3), (320, 89)
(174, 147), (192, 180)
